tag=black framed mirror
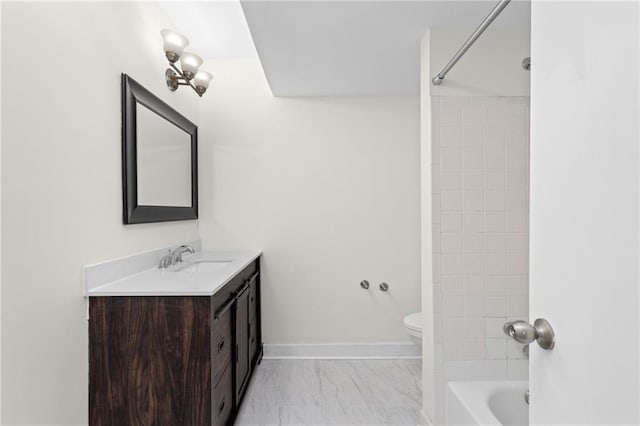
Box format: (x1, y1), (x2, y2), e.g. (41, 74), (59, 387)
(121, 74), (198, 224)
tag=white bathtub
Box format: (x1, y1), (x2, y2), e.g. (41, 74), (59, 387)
(446, 381), (529, 426)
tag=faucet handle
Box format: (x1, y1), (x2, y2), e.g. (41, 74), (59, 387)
(158, 254), (174, 269)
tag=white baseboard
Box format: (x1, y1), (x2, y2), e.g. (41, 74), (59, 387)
(263, 342), (421, 359)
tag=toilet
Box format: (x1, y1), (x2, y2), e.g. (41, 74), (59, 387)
(403, 312), (423, 347)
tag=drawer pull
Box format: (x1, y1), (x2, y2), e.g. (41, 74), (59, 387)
(218, 397), (225, 414)
(218, 338), (225, 353)
(214, 297), (235, 320)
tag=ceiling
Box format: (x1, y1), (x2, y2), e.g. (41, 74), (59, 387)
(240, 0), (531, 96)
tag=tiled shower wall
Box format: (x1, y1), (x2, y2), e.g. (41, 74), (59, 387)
(431, 96), (530, 422)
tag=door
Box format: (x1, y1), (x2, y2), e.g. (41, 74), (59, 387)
(235, 285), (250, 399)
(530, 1), (639, 423)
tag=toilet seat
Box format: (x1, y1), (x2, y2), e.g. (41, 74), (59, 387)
(403, 312), (422, 334)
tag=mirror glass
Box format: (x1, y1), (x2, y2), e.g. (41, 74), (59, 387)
(136, 103), (192, 207)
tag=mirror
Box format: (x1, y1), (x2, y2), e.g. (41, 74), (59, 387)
(121, 74), (198, 224)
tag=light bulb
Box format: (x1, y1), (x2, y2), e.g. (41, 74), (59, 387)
(160, 29), (189, 63)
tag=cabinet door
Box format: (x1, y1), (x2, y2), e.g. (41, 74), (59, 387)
(235, 286), (250, 399)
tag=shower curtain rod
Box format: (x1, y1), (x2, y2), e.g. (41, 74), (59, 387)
(431, 0), (511, 86)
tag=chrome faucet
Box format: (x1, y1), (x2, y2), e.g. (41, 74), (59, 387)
(172, 244), (195, 263)
(158, 244), (195, 269)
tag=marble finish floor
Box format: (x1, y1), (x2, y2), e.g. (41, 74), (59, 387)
(235, 359), (422, 426)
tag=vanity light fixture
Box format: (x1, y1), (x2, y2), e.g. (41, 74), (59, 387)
(161, 29), (213, 97)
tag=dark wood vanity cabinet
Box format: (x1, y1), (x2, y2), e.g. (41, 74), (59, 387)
(89, 258), (262, 426)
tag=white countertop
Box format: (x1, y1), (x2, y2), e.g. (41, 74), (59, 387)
(87, 250), (261, 296)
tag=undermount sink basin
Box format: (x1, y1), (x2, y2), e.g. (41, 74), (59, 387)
(177, 260), (232, 273)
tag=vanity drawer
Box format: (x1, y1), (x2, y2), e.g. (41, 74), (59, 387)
(212, 303), (233, 386)
(213, 364), (233, 426)
(249, 278), (257, 323)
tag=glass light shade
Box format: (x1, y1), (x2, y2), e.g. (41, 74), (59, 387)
(193, 71), (213, 89)
(180, 52), (203, 76)
(160, 29), (189, 57)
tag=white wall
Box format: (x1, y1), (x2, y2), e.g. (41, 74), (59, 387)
(530, 1), (639, 423)
(429, 29), (530, 97)
(1, 3), (201, 424)
(198, 57), (421, 344)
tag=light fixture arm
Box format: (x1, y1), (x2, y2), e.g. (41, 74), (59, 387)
(166, 64), (203, 97)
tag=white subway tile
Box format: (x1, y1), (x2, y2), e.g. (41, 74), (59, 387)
(506, 211), (527, 232)
(506, 103), (527, 130)
(486, 339), (507, 360)
(462, 126), (483, 147)
(463, 105), (484, 127)
(465, 361), (487, 380)
(506, 143), (528, 169)
(441, 146), (463, 169)
(464, 295), (485, 317)
(463, 275), (485, 295)
(505, 233), (528, 253)
(441, 105), (462, 126)
(506, 275), (528, 296)
(441, 126), (462, 146)
(463, 147), (484, 169)
(507, 295), (528, 317)
(485, 233), (506, 253)
(441, 191), (463, 211)
(441, 254), (462, 275)
(441, 169), (463, 190)
(485, 275), (506, 295)
(441, 232), (463, 254)
(485, 212), (506, 232)
(441, 97), (470, 107)
(485, 144), (506, 169)
(443, 319), (464, 341)
(442, 296), (464, 318)
(463, 254), (484, 275)
(463, 191), (484, 211)
(484, 122), (506, 147)
(485, 190), (505, 211)
(464, 340), (486, 361)
(506, 124), (527, 146)
(464, 318), (485, 339)
(508, 360), (529, 380)
(486, 360), (508, 380)
(486, 253), (506, 274)
(506, 168), (527, 190)
(463, 232), (484, 254)
(485, 170), (505, 190)
(485, 103), (506, 129)
(485, 317), (507, 339)
(443, 361), (466, 381)
(444, 340), (465, 361)
(463, 212), (484, 232)
(485, 296), (507, 317)
(506, 253), (528, 275)
(506, 190), (527, 211)
(442, 275), (463, 295)
(441, 212), (463, 232)
(463, 169), (484, 190)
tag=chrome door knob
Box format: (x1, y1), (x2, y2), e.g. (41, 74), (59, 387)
(503, 318), (555, 350)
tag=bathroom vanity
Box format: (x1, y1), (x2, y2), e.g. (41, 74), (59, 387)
(87, 250), (262, 426)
